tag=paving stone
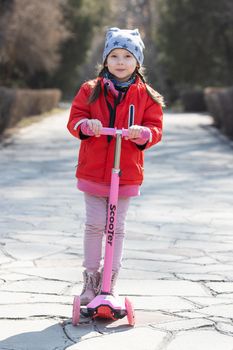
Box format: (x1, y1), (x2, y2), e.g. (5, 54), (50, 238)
(65, 322), (104, 343)
(94, 310), (179, 330)
(117, 280), (208, 297)
(174, 239), (233, 252)
(216, 293), (233, 299)
(123, 250), (185, 261)
(9, 267), (81, 283)
(199, 303), (233, 318)
(181, 256), (218, 265)
(212, 252), (233, 262)
(1, 260), (35, 268)
(169, 263), (233, 274)
(208, 316), (232, 323)
(66, 327), (168, 350)
(0, 219), (34, 231)
(35, 257), (82, 268)
(174, 311), (209, 319)
(124, 238), (171, 251)
(185, 296), (233, 307)
(0, 291), (71, 304)
(1, 279), (69, 294)
(0, 319), (73, 349)
(152, 318), (214, 331)
(206, 282), (233, 294)
(3, 241), (63, 260)
(166, 330), (233, 350)
(0, 302), (71, 319)
(119, 269), (172, 280)
(175, 273), (225, 281)
(0, 250), (13, 264)
(8, 230), (74, 244)
(216, 322), (233, 335)
(0, 272), (34, 281)
(153, 248), (205, 258)
(131, 296), (195, 312)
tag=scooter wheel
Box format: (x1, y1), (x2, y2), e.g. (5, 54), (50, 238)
(125, 297), (135, 326)
(72, 296), (81, 326)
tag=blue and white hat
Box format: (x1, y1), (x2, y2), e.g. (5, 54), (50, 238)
(103, 27), (145, 66)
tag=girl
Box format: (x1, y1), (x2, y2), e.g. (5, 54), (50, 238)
(67, 27), (164, 305)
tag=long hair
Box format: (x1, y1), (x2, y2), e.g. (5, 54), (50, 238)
(88, 65), (165, 107)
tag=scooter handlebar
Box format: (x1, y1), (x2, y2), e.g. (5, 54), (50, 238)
(87, 127), (150, 139)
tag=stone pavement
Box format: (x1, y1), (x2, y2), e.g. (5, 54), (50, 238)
(0, 109), (233, 350)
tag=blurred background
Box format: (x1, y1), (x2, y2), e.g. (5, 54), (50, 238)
(0, 0), (233, 138)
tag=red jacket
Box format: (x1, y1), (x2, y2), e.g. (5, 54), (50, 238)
(67, 76), (163, 185)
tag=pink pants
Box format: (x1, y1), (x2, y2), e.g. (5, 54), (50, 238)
(83, 193), (130, 273)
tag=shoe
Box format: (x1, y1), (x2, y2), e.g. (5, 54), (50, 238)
(80, 270), (100, 305)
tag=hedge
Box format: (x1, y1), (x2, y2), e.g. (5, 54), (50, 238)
(0, 87), (61, 134)
(180, 88), (207, 112)
(204, 86), (233, 139)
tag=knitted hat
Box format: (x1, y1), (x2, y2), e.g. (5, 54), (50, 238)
(103, 27), (145, 66)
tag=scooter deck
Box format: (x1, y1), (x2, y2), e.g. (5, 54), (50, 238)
(86, 294), (127, 320)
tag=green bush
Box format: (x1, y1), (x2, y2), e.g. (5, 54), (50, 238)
(156, 0), (233, 100)
(0, 87), (15, 133)
(204, 86), (233, 139)
(0, 87), (61, 134)
(180, 89), (207, 112)
(204, 88), (223, 128)
(218, 87), (233, 138)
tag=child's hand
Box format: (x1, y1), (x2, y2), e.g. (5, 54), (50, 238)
(127, 125), (147, 139)
(86, 119), (102, 137)
(126, 125), (151, 145)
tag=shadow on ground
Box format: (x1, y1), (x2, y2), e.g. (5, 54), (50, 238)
(0, 318), (132, 350)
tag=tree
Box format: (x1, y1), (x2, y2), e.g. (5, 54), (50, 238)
(0, 0), (70, 87)
(48, 0), (111, 97)
(155, 0), (233, 96)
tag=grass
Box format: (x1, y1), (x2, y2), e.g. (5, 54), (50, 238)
(15, 108), (64, 128)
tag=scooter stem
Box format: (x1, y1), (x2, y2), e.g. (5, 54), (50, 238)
(113, 133), (122, 169)
(101, 133), (122, 293)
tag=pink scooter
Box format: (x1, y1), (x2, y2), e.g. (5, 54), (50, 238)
(72, 126), (149, 326)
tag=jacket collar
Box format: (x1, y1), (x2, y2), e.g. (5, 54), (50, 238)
(100, 75), (143, 100)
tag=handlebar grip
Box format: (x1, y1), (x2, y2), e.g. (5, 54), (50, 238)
(100, 127), (117, 136)
(84, 127), (118, 137)
(102, 128), (130, 137)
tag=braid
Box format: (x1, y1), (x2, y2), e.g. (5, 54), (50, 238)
(136, 68), (165, 107)
(136, 69), (146, 83)
(145, 84), (165, 107)
(88, 67), (106, 104)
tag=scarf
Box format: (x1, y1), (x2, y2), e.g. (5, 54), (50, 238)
(103, 70), (136, 91)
